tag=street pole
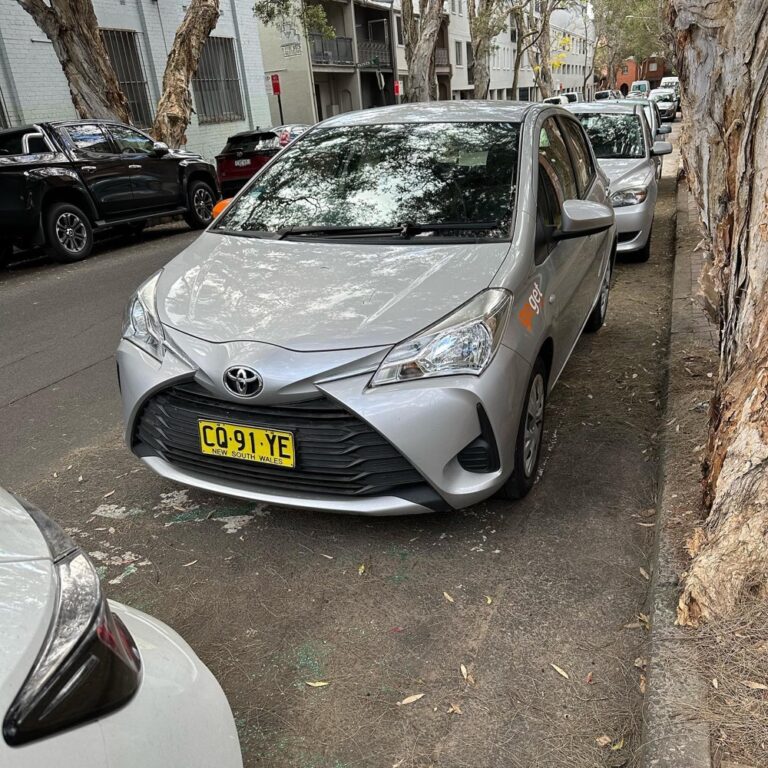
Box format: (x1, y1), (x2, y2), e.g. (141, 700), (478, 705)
(277, 92), (284, 125)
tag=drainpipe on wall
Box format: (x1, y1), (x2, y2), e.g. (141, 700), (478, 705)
(229, 0), (255, 129)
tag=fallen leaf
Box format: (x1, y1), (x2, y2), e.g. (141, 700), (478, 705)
(623, 621), (642, 629)
(389, 626), (404, 633)
(447, 703), (463, 715)
(182, 559), (198, 567)
(595, 735), (612, 747)
(640, 567), (650, 581)
(639, 674), (647, 694)
(358, 563), (366, 576)
(634, 657), (648, 670)
(466, 674), (476, 686)
(53, 472), (58, 478)
(321, 554), (334, 560)
(638, 613), (650, 630)
(712, 678), (719, 689)
(460, 664), (468, 680)
(550, 663), (570, 680)
(397, 693), (425, 706)
(636, 522), (655, 528)
(103, 490), (115, 499)
(443, 591), (455, 603)
(305, 681), (330, 688)
(392, 761), (404, 768)
(484, 595), (493, 605)
(585, 671), (594, 684)
(741, 680), (768, 691)
(611, 737), (625, 751)
(78, 475), (84, 482)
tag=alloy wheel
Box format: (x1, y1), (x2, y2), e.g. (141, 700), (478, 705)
(55, 212), (87, 254)
(523, 373), (545, 478)
(599, 267), (611, 318)
(193, 187), (214, 222)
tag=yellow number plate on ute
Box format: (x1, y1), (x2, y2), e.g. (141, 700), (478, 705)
(198, 420), (295, 468)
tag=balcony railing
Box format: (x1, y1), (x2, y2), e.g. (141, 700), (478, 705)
(310, 34), (355, 65)
(357, 40), (392, 68)
(435, 47), (449, 67)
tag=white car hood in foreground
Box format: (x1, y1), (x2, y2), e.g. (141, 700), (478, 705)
(158, 232), (511, 351)
(597, 158), (653, 191)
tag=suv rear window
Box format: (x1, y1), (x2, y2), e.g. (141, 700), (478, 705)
(222, 132), (280, 154)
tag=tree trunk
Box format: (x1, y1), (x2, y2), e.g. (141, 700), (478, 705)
(152, 0), (220, 147)
(537, 9), (553, 98)
(671, 0), (768, 626)
(14, 0), (130, 121)
(403, 0), (443, 102)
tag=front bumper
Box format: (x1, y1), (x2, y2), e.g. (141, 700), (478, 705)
(117, 329), (530, 515)
(613, 195), (655, 254)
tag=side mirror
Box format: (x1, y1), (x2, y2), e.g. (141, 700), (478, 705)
(212, 198), (233, 219)
(652, 141), (673, 156)
(658, 124), (672, 135)
(152, 141), (170, 157)
(555, 200), (614, 240)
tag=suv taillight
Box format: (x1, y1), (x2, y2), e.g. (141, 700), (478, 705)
(3, 501), (141, 746)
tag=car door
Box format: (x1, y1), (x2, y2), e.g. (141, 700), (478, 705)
(535, 117), (593, 378)
(62, 123), (134, 217)
(107, 124), (182, 211)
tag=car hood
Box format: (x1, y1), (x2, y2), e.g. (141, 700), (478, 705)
(158, 232), (511, 351)
(0, 487), (50, 563)
(597, 158), (653, 190)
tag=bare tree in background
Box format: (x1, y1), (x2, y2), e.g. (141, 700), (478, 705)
(669, 0), (768, 625)
(13, 0), (130, 122)
(468, 0), (509, 99)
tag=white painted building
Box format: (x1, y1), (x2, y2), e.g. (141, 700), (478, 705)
(0, 0), (271, 160)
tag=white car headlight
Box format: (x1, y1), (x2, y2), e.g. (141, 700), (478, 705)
(610, 188), (649, 207)
(370, 289), (512, 387)
(122, 271), (165, 360)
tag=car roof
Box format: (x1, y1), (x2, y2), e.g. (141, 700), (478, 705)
(565, 102), (643, 116)
(318, 101), (537, 128)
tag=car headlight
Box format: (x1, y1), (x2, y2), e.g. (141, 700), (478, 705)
(610, 188), (649, 207)
(370, 289), (512, 387)
(122, 271), (164, 360)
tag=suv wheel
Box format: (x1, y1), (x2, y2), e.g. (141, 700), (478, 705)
(501, 357), (548, 500)
(45, 202), (94, 262)
(184, 180), (216, 229)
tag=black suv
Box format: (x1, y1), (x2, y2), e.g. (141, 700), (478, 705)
(0, 120), (219, 264)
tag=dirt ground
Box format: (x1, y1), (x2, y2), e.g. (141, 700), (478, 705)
(17, 170), (679, 767)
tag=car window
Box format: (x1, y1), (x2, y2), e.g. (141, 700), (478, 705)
(557, 118), (594, 196)
(538, 118), (578, 201)
(576, 113), (646, 159)
(218, 121), (521, 238)
(109, 124), (155, 155)
(535, 161), (560, 264)
(65, 124), (114, 155)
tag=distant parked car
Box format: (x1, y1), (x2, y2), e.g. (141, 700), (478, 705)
(594, 90), (623, 100)
(0, 121), (219, 265)
(0, 487), (242, 767)
(659, 76), (681, 111)
(543, 94), (570, 105)
(630, 80), (651, 95)
(215, 124), (310, 197)
(567, 102), (671, 262)
(649, 88), (677, 121)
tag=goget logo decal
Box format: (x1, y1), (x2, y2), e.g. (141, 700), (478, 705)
(519, 282), (544, 332)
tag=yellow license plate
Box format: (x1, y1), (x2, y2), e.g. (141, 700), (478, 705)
(198, 420), (295, 468)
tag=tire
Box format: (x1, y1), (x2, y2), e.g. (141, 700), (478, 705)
(584, 260), (611, 333)
(501, 357), (548, 500)
(44, 202), (94, 262)
(629, 226), (653, 263)
(183, 179), (216, 229)
(0, 241), (13, 268)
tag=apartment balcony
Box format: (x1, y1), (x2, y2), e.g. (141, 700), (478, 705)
(357, 39), (392, 68)
(310, 34), (355, 65)
(435, 47), (449, 67)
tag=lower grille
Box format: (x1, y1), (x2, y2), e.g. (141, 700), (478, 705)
(134, 382), (431, 499)
(618, 230), (641, 243)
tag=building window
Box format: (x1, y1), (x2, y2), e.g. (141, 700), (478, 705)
(649, 61), (658, 71)
(102, 29), (153, 128)
(454, 40), (463, 66)
(458, 0), (464, 15)
(192, 36), (244, 124)
(451, 0), (456, 12)
(396, 15), (404, 45)
(622, 65), (629, 74)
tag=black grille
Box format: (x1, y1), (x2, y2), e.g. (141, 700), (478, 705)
(134, 381), (430, 498)
(618, 230), (641, 243)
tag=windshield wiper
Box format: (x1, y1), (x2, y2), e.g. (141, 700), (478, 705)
(277, 221), (503, 240)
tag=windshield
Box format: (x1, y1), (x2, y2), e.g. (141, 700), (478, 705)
(576, 114), (646, 159)
(216, 121), (520, 239)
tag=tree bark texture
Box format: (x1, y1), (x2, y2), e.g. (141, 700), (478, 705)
(402, 0), (443, 102)
(151, 0), (220, 147)
(670, 0), (768, 626)
(14, 0), (130, 122)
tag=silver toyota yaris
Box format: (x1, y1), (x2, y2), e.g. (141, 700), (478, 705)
(117, 102), (616, 515)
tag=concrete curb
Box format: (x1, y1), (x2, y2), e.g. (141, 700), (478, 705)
(640, 168), (712, 767)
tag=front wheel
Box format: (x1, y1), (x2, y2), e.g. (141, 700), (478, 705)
(584, 262), (611, 333)
(44, 202), (94, 262)
(183, 180), (216, 229)
(501, 358), (548, 500)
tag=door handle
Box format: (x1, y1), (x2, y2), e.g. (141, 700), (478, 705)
(128, 164), (142, 170)
(81, 165), (96, 172)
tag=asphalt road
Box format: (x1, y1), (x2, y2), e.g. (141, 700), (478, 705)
(1, 136), (680, 767)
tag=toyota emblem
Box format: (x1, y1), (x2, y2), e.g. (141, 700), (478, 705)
(224, 366), (262, 397)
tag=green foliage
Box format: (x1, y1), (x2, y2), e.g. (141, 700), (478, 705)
(253, 0), (335, 38)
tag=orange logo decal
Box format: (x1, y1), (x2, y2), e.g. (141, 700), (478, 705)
(519, 303), (535, 331)
(519, 282), (544, 332)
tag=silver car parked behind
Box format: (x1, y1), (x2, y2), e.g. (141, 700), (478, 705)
(117, 102), (616, 515)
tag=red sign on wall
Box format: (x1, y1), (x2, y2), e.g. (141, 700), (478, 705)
(394, 80), (402, 96)
(271, 73), (281, 96)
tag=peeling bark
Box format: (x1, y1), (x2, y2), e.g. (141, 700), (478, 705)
(671, 0), (768, 626)
(402, 0), (443, 102)
(14, 0), (130, 121)
(151, 0), (220, 147)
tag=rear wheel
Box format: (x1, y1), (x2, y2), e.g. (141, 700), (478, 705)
(501, 358), (547, 500)
(44, 202), (94, 262)
(183, 179), (216, 229)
